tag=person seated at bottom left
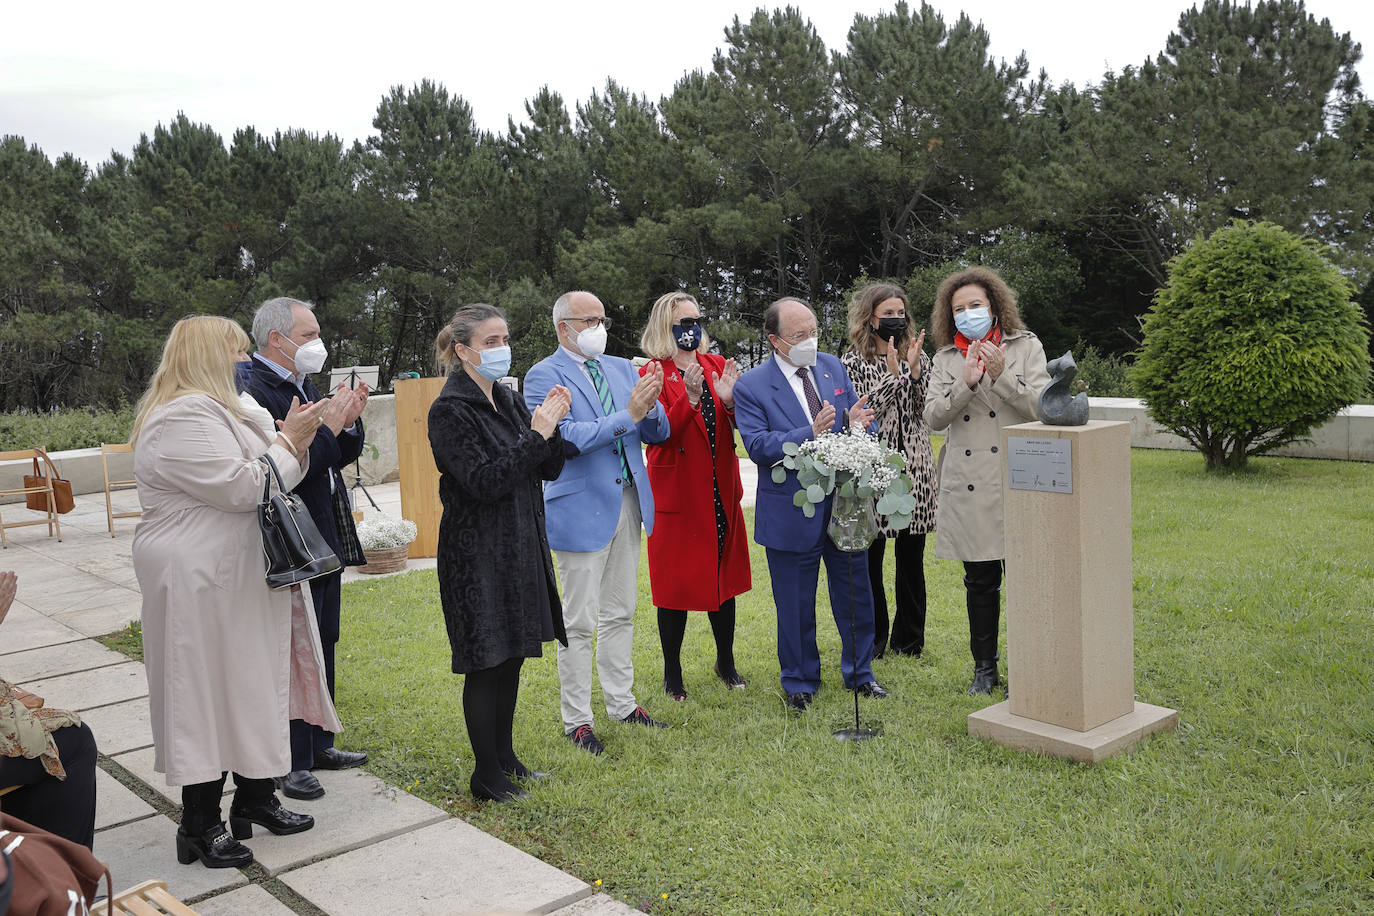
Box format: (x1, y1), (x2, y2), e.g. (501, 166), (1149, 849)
(0, 570), (98, 852)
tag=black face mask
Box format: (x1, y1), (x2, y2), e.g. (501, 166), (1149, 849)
(874, 317), (908, 342)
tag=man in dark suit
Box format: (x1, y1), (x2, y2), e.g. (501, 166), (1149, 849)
(733, 297), (889, 711)
(247, 296), (369, 799)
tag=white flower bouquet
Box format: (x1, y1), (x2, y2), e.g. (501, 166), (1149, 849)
(355, 515), (418, 551)
(771, 429), (918, 532)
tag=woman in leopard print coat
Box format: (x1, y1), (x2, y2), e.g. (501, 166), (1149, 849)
(840, 282), (937, 659)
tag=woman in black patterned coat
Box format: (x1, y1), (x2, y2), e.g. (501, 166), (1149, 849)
(428, 304), (571, 803)
(841, 283), (938, 658)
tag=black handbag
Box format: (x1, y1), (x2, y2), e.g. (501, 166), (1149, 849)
(257, 453), (342, 589)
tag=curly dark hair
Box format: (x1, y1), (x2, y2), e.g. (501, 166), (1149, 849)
(930, 266), (1024, 348)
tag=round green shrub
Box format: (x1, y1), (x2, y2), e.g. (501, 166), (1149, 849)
(1131, 221), (1370, 470)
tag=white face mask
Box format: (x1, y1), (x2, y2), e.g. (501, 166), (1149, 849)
(783, 336), (818, 368)
(574, 324), (608, 360)
(283, 336), (328, 375)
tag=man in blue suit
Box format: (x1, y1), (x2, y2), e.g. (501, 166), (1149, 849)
(733, 297), (890, 711)
(525, 290), (672, 754)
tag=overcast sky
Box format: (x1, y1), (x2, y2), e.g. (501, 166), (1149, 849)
(4, 0), (1371, 168)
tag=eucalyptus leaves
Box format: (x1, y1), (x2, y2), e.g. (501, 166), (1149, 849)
(771, 430), (919, 531)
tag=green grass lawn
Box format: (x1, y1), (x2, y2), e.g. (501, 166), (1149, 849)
(334, 449), (1373, 914)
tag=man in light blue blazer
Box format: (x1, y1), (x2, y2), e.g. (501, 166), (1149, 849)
(525, 290), (672, 754)
(733, 297), (889, 711)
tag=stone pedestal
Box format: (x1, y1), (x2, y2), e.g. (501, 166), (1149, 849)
(967, 420), (1176, 762)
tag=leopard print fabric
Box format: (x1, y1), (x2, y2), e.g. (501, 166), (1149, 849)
(841, 348), (938, 537)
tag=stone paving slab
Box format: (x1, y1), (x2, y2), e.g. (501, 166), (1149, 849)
(549, 893), (645, 915)
(14, 580), (123, 617)
(95, 767), (157, 830)
(0, 638), (128, 681)
(281, 819), (592, 916)
(243, 768), (449, 876)
(94, 814), (248, 901)
(82, 696), (155, 755)
(20, 660), (147, 710)
(0, 606), (88, 653)
(53, 596), (142, 637)
(192, 884), (298, 916)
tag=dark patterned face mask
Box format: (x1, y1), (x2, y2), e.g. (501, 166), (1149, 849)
(673, 323), (704, 351)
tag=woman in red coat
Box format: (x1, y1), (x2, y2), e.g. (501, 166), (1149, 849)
(639, 292), (752, 701)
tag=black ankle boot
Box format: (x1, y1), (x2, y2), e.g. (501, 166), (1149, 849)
(470, 773), (529, 803)
(176, 822), (254, 868)
(969, 659), (1000, 695)
(228, 794), (315, 839)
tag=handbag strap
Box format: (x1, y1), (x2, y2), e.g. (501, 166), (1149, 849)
(259, 452), (287, 502)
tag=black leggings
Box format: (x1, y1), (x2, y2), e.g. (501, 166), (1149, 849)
(180, 772), (275, 832)
(463, 657), (525, 789)
(0, 722), (98, 850)
(658, 599), (738, 690)
(963, 559), (1004, 662)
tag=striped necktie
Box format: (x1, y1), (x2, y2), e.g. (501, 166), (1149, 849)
(586, 359), (634, 482)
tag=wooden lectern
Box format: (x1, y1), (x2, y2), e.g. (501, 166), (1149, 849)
(392, 377), (446, 559)
(966, 420), (1177, 762)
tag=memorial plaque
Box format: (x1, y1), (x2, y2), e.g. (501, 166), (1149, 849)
(1007, 436), (1073, 493)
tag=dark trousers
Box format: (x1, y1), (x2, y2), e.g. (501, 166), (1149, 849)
(963, 559), (1004, 662)
(866, 531), (928, 655)
(290, 570), (340, 770)
(0, 723), (97, 850)
(765, 540), (876, 695)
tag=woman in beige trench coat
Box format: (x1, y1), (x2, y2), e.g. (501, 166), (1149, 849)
(131, 316), (337, 869)
(924, 267), (1050, 695)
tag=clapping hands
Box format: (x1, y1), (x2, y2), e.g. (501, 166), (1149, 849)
(532, 386), (572, 439)
(629, 362), (664, 422)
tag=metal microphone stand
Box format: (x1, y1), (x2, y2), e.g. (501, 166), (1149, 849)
(345, 367), (379, 511)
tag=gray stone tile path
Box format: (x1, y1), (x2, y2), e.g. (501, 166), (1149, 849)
(1, 483), (647, 915)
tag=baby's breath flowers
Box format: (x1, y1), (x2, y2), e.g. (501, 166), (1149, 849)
(771, 429), (918, 531)
(355, 514), (419, 551)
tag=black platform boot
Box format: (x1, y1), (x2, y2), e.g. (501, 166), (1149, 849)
(177, 778), (253, 868)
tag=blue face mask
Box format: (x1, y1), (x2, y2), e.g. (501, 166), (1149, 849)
(472, 345), (512, 382)
(954, 307), (993, 341)
(672, 323), (703, 351)
(234, 359), (253, 394)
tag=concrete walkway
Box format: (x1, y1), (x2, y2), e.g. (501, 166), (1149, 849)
(0, 483), (644, 915)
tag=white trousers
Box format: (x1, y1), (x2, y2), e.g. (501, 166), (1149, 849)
(553, 489), (643, 731)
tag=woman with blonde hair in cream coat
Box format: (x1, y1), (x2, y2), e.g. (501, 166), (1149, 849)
(132, 315), (338, 868)
(923, 267), (1050, 695)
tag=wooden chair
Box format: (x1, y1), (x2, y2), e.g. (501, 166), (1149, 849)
(110, 880), (200, 915)
(102, 443), (140, 537)
(0, 448), (62, 548)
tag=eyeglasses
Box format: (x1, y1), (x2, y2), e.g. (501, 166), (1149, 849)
(566, 316), (613, 330)
(675, 317), (706, 329)
(777, 328), (820, 344)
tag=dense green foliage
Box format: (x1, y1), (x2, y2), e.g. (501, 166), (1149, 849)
(0, 404), (134, 451)
(2, 0), (1372, 411)
(1132, 221), (1370, 469)
(332, 451), (1374, 914)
